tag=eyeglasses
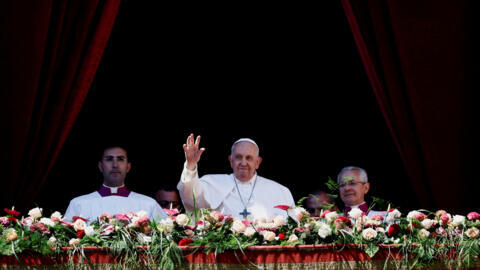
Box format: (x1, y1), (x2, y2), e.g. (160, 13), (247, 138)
(338, 181), (366, 189)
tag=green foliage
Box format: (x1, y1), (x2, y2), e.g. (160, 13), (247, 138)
(2, 205), (480, 269)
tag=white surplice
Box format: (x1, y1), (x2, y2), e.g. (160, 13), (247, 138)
(177, 163), (295, 220)
(64, 191), (167, 222)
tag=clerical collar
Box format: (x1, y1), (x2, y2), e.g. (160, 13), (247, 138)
(233, 173), (257, 185)
(98, 184), (131, 197)
(344, 202), (368, 215)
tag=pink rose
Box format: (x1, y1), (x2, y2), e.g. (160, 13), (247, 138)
(407, 211), (427, 221)
(210, 211), (224, 222)
(436, 210), (448, 217)
(440, 214), (452, 225)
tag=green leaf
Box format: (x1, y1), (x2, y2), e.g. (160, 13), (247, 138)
(364, 244), (379, 258)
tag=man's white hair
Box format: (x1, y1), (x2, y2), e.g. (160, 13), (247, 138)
(337, 166), (368, 183)
(230, 138), (260, 155)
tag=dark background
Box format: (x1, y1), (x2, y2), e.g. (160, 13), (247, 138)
(36, 1), (417, 214)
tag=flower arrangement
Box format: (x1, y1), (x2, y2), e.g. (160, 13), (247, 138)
(2, 205), (480, 269)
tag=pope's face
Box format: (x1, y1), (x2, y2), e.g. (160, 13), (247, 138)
(338, 170), (369, 207)
(98, 147), (131, 187)
(229, 142), (262, 182)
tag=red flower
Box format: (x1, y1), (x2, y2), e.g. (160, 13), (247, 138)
(178, 238), (193, 246)
(4, 208), (20, 217)
(77, 230), (85, 239)
(73, 216), (87, 222)
(8, 217), (18, 223)
(387, 224), (400, 237)
(278, 233), (286, 240)
(274, 205), (291, 211)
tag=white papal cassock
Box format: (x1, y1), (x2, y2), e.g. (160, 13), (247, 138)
(64, 186), (167, 222)
(177, 163), (295, 220)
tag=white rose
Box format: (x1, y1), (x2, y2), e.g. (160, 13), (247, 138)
(136, 210), (148, 218)
(325, 212), (338, 224)
(157, 218), (174, 233)
(421, 219), (435, 230)
(47, 236), (57, 248)
(273, 215), (286, 227)
(362, 228), (378, 240)
(261, 231), (276, 242)
(39, 218), (55, 227)
(386, 209), (401, 222)
(465, 227), (480, 239)
(452, 215), (466, 227)
(175, 214), (190, 226)
(69, 238), (80, 246)
(317, 222), (332, 239)
(348, 208), (364, 219)
(288, 234), (299, 242)
(288, 207), (308, 221)
(73, 219), (86, 231)
(184, 229), (195, 237)
(50, 211), (63, 220)
(138, 233), (152, 243)
(84, 226), (95, 236)
(258, 222), (277, 230)
(418, 228), (430, 240)
(28, 207), (42, 219)
(376, 227), (385, 234)
(243, 226), (256, 237)
(231, 219), (247, 234)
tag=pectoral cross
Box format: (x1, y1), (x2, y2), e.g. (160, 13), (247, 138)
(239, 208), (251, 219)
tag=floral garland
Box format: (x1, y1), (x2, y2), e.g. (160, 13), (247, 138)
(1, 205), (480, 269)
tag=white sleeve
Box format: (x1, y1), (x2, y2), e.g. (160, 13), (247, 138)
(64, 199), (78, 222)
(176, 162), (210, 212)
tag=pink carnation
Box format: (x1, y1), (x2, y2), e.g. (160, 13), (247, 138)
(0, 217), (9, 226)
(370, 214), (384, 221)
(242, 220), (252, 226)
(164, 208), (180, 216)
(467, 212), (480, 221)
(115, 214), (130, 222)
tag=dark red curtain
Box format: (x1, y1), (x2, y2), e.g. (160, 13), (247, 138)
(0, 0), (121, 211)
(341, 0), (472, 212)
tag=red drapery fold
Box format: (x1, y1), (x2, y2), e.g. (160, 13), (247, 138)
(0, 0), (121, 211)
(340, 0), (471, 211)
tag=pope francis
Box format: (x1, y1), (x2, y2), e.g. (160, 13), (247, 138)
(177, 134), (295, 220)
